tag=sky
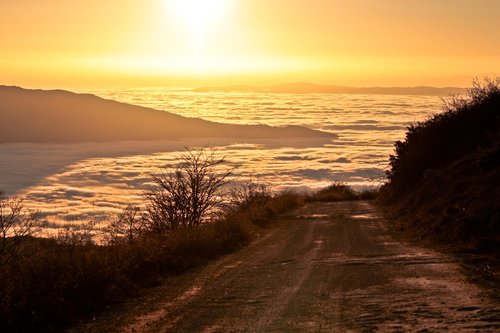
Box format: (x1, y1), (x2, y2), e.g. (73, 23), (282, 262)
(1, 0), (499, 88)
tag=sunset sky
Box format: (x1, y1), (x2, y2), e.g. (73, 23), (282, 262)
(1, 0), (499, 88)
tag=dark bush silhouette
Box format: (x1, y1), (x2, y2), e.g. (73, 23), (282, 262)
(385, 78), (500, 196)
(309, 182), (357, 202)
(381, 78), (500, 244)
(308, 182), (378, 202)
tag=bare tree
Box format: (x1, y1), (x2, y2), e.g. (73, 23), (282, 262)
(144, 147), (233, 231)
(103, 205), (144, 245)
(56, 220), (97, 247)
(0, 191), (40, 262)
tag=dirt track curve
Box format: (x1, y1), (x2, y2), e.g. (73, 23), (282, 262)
(73, 201), (500, 332)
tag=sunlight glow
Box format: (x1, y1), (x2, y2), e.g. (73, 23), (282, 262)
(85, 54), (312, 78)
(2, 1), (500, 87)
(165, 0), (231, 51)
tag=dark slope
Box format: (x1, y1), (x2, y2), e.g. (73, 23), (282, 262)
(380, 79), (500, 245)
(0, 86), (334, 143)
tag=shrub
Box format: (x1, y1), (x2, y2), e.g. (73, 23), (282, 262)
(226, 183), (304, 226)
(385, 78), (500, 196)
(356, 188), (379, 200)
(379, 78), (500, 244)
(309, 182), (357, 202)
(228, 181), (273, 211)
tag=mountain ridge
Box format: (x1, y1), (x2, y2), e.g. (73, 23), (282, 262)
(193, 82), (466, 96)
(0, 85), (334, 143)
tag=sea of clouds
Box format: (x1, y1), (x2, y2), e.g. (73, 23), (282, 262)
(1, 90), (443, 226)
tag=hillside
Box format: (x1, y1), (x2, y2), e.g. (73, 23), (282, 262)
(380, 79), (500, 246)
(0, 86), (334, 143)
(193, 82), (466, 96)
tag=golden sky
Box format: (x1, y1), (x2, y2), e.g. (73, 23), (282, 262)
(1, 0), (499, 88)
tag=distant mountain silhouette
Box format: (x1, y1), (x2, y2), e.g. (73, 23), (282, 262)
(0, 86), (334, 143)
(193, 82), (466, 96)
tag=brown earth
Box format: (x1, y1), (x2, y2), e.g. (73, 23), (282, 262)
(70, 201), (500, 332)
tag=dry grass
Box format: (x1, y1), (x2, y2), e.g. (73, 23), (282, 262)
(0, 190), (302, 332)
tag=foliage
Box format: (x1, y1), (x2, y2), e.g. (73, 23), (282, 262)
(385, 78), (500, 195)
(380, 78), (500, 244)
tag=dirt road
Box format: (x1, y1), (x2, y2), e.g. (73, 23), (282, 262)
(74, 201), (500, 332)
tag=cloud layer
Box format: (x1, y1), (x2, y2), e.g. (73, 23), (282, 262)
(1, 90), (443, 227)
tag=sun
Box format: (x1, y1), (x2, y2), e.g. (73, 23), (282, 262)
(165, 0), (231, 49)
